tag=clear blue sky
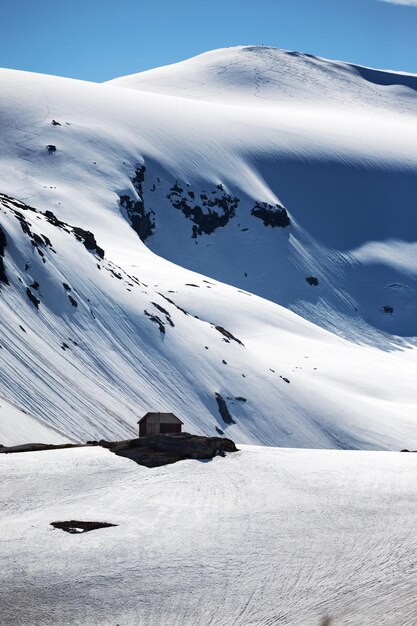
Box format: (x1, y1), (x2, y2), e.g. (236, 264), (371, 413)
(1, 0), (417, 81)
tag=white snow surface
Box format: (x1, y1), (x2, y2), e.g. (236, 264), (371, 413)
(1, 445), (417, 625)
(1, 46), (417, 448)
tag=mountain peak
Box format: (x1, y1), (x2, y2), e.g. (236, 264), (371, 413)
(105, 45), (417, 110)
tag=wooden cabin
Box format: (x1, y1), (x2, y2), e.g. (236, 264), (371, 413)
(138, 412), (183, 437)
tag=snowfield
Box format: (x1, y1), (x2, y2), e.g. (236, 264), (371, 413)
(1, 45), (417, 448)
(1, 445), (417, 626)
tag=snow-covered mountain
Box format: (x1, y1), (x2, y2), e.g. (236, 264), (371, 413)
(1, 45), (417, 449)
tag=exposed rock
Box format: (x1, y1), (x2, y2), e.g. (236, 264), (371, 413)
(306, 276), (319, 286)
(151, 302), (174, 327)
(26, 287), (40, 308)
(215, 392), (236, 424)
(159, 293), (189, 316)
(251, 201), (290, 228)
(51, 520), (117, 534)
(47, 144), (56, 154)
(101, 432), (237, 468)
(0, 225), (9, 284)
(144, 309), (165, 334)
(72, 227), (105, 259)
(119, 194), (155, 242)
(214, 325), (244, 346)
(383, 305), (394, 315)
(167, 182), (239, 238)
(0, 435), (237, 469)
(0, 442), (79, 454)
(120, 165), (155, 242)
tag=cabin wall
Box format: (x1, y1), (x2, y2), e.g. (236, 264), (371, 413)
(139, 415), (183, 437)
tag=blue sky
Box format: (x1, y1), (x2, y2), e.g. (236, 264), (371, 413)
(1, 0), (417, 81)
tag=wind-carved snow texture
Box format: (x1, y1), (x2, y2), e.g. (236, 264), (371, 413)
(2, 446), (417, 625)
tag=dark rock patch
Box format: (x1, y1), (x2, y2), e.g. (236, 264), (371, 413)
(235, 396), (247, 402)
(383, 305), (394, 315)
(47, 144), (56, 154)
(0, 436), (237, 469)
(72, 227), (105, 259)
(306, 276), (319, 286)
(120, 165), (155, 242)
(51, 520), (117, 534)
(151, 302), (174, 327)
(101, 432), (237, 468)
(167, 182), (239, 238)
(159, 293), (189, 316)
(120, 194), (155, 242)
(44, 210), (67, 229)
(26, 288), (40, 308)
(68, 295), (78, 307)
(144, 310), (165, 334)
(51, 120), (61, 126)
(251, 201), (290, 228)
(0, 442), (78, 454)
(214, 325), (244, 346)
(215, 392), (236, 424)
(0, 225), (9, 284)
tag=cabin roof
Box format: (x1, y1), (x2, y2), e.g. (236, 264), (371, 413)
(137, 412), (184, 424)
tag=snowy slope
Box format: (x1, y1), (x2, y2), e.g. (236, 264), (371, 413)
(107, 46), (417, 338)
(1, 46), (417, 447)
(107, 45), (417, 111)
(1, 445), (417, 625)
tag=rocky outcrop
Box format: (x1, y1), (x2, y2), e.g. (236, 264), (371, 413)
(251, 201), (290, 228)
(214, 325), (244, 346)
(72, 227), (105, 259)
(0, 434), (237, 468)
(100, 433), (238, 468)
(167, 182), (239, 238)
(0, 442), (79, 454)
(0, 225), (9, 284)
(120, 165), (155, 242)
(215, 393), (236, 424)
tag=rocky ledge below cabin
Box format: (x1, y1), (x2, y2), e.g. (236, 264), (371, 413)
(99, 433), (238, 468)
(0, 433), (238, 468)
